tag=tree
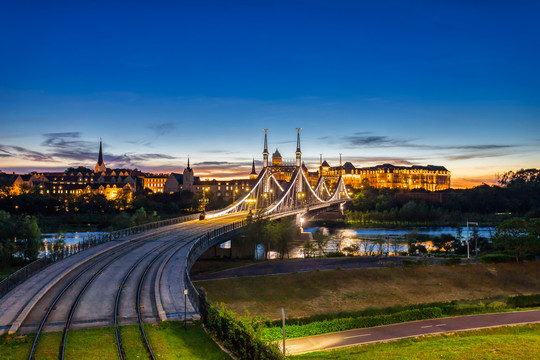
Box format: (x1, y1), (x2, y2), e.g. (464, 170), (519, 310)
(133, 207), (147, 225)
(313, 230), (329, 256)
(492, 218), (540, 262)
(267, 218), (296, 259)
(374, 235), (386, 255)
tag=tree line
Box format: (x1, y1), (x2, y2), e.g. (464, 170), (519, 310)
(346, 168), (540, 226)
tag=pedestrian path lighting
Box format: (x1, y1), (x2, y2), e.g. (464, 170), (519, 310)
(184, 289), (188, 330)
(300, 217), (304, 232)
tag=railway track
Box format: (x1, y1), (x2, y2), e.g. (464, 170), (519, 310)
(24, 216), (238, 360)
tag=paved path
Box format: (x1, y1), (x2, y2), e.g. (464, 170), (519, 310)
(283, 310), (540, 355)
(0, 213), (246, 335)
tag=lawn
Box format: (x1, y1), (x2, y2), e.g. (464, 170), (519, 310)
(291, 323), (540, 360)
(0, 322), (229, 360)
(195, 261), (540, 319)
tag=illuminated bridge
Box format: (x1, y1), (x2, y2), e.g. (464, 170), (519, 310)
(0, 130), (349, 359)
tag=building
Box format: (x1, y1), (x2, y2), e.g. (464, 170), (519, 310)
(141, 174), (168, 193)
(164, 158), (256, 201)
(313, 161), (450, 191)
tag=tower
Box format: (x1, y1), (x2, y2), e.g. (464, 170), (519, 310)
(295, 128), (302, 167)
(94, 139), (106, 173)
(263, 129), (269, 168)
(183, 156), (194, 191)
(272, 149), (282, 167)
(250, 158), (257, 179)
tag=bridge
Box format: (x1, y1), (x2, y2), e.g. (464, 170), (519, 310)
(0, 129), (349, 359)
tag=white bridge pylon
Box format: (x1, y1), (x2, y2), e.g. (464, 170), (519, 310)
(206, 129), (350, 218)
(207, 168), (350, 218)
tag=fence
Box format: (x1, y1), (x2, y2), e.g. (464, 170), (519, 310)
(183, 219), (284, 360)
(184, 219), (247, 312)
(0, 213), (200, 299)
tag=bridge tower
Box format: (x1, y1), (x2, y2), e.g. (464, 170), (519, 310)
(296, 128), (302, 167)
(263, 129), (269, 168)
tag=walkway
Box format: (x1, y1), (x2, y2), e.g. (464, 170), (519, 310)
(283, 309), (540, 355)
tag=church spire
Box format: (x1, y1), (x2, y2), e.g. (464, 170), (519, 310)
(187, 155), (191, 170)
(250, 158), (257, 179)
(98, 138), (104, 165)
(94, 138), (106, 173)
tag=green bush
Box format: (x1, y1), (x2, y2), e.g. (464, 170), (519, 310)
(325, 251), (346, 257)
(205, 303), (283, 360)
(481, 254), (515, 263)
(445, 258), (462, 266)
(507, 294), (540, 308)
(402, 259), (429, 267)
(262, 307), (443, 342)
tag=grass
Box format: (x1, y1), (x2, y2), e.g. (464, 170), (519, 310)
(0, 322), (229, 360)
(195, 261), (540, 320)
(291, 323), (540, 360)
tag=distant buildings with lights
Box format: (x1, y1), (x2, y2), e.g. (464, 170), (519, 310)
(0, 136), (451, 199)
(312, 160), (451, 191)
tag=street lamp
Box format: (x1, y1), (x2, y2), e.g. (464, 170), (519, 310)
(246, 197), (257, 215)
(183, 289), (188, 330)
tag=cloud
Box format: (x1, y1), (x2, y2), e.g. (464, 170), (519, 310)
(147, 122), (176, 137)
(444, 152), (510, 161)
(0, 144), (53, 161)
(42, 132), (82, 147)
(325, 132), (517, 153)
(343, 133), (409, 147)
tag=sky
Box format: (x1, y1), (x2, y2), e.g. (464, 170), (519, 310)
(1, 1), (539, 188)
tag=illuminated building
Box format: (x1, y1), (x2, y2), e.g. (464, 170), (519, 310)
(141, 174), (168, 193)
(313, 161), (451, 191)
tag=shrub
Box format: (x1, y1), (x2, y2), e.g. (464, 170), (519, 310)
(262, 307), (443, 342)
(507, 294), (540, 308)
(204, 303), (283, 360)
(481, 254), (515, 263)
(326, 251), (346, 257)
(445, 258), (462, 266)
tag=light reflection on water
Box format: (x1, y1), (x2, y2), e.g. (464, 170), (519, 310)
(303, 226), (495, 255)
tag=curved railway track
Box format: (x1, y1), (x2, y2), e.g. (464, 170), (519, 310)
(23, 215), (243, 360)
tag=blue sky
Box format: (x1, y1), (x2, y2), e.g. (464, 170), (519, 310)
(1, 1), (539, 187)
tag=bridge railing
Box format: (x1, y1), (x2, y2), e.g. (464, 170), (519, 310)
(184, 219), (247, 312)
(0, 213), (200, 300)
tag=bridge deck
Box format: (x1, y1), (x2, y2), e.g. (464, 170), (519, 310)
(0, 213), (246, 335)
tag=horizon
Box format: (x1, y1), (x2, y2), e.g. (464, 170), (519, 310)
(1, 1), (539, 189)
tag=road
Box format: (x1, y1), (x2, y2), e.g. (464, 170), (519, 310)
(193, 256), (417, 281)
(0, 213), (247, 335)
(283, 309), (540, 355)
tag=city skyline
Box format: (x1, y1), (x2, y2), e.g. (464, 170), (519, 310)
(1, 1), (539, 188)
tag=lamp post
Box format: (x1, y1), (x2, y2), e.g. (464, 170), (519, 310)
(246, 197), (257, 215)
(184, 289), (188, 330)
